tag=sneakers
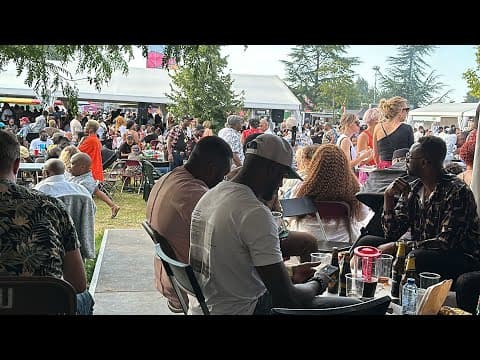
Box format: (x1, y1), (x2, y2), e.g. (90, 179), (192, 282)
(111, 206), (120, 219)
(167, 300), (184, 314)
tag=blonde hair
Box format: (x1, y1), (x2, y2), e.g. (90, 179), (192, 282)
(114, 116), (127, 132)
(363, 108), (381, 125)
(339, 113), (357, 132)
(295, 144), (361, 218)
(203, 120), (212, 128)
(378, 96), (407, 121)
(296, 144), (320, 172)
(60, 145), (79, 171)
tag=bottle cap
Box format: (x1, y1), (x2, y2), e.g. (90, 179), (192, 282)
(407, 278), (415, 285)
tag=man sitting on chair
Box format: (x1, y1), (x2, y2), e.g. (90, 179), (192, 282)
(189, 134), (360, 315)
(0, 130), (93, 315)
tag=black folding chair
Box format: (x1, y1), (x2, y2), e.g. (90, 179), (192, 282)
(142, 221), (210, 315)
(271, 295), (391, 316)
(0, 276), (77, 315)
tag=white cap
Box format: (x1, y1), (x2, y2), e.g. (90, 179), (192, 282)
(245, 134), (302, 180)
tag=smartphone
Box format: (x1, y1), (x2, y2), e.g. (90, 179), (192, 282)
(319, 264), (339, 277)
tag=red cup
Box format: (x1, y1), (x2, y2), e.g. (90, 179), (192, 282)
(34, 148), (39, 156)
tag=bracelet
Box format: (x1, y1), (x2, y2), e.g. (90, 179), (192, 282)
(308, 275), (326, 294)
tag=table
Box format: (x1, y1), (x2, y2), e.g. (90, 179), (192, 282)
(18, 162), (44, 184)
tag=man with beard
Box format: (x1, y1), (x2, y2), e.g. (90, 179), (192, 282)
(358, 136), (480, 283)
(188, 134), (360, 315)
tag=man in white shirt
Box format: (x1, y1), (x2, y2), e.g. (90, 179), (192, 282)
(189, 134), (360, 315)
(29, 130), (53, 152)
(259, 116), (274, 135)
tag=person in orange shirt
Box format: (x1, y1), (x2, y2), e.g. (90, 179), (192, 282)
(78, 120), (104, 182)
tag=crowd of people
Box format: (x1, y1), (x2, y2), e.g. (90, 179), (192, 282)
(1, 94), (479, 315)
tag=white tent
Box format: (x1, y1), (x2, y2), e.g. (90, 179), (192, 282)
(408, 103), (478, 129)
(0, 65), (301, 111)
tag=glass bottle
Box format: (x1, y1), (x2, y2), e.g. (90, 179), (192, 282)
(391, 240), (406, 299)
(338, 252), (351, 297)
(327, 247), (340, 294)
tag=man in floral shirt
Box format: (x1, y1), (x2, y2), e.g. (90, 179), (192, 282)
(218, 115), (244, 168)
(167, 116), (193, 170)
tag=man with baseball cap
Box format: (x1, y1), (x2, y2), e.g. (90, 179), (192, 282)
(189, 134), (360, 314)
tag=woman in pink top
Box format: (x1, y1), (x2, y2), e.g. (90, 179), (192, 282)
(357, 108), (380, 184)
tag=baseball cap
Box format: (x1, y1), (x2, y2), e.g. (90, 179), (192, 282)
(245, 134), (302, 180)
(0, 121), (5, 128)
(392, 148), (409, 160)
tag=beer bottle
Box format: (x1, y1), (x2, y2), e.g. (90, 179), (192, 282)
(391, 240), (406, 299)
(400, 252), (419, 303)
(338, 252), (351, 296)
(327, 247), (340, 294)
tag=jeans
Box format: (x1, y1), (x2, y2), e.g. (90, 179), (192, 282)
(76, 290), (95, 315)
(171, 151), (186, 170)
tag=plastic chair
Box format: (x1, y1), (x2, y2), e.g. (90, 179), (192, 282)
(271, 295), (391, 316)
(141, 160), (156, 202)
(142, 221), (210, 315)
(315, 201), (354, 244)
(0, 276), (77, 315)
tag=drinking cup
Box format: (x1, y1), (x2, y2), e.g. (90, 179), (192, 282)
(345, 273), (364, 298)
(419, 272), (441, 289)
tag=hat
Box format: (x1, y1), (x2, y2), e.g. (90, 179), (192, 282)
(245, 134), (302, 180)
(392, 148), (409, 160)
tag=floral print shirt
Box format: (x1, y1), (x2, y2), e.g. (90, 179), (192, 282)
(0, 179), (79, 278)
(382, 172), (480, 259)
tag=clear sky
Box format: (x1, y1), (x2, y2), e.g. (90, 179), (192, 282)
(129, 45), (478, 103)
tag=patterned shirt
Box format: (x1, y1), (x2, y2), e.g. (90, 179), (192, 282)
(0, 179), (79, 278)
(218, 127), (244, 164)
(68, 171), (98, 195)
(168, 125), (193, 155)
(382, 172), (480, 259)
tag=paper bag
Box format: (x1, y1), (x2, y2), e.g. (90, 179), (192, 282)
(416, 279), (453, 315)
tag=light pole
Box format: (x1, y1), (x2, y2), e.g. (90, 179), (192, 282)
(372, 66), (380, 105)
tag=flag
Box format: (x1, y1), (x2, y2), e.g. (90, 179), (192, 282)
(146, 45), (178, 69)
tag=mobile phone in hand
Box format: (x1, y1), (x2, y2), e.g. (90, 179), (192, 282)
(319, 264), (339, 277)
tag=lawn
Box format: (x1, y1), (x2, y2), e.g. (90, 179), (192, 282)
(85, 192), (147, 282)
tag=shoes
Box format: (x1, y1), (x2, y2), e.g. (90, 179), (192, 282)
(167, 300), (184, 314)
(111, 206), (120, 219)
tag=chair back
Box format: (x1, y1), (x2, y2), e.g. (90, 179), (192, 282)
(355, 192), (384, 238)
(315, 201), (354, 244)
(101, 146), (118, 170)
(271, 295), (391, 315)
(57, 193), (96, 259)
(142, 221), (209, 315)
(142, 160), (155, 201)
(0, 276), (77, 315)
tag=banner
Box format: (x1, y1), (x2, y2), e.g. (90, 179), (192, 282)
(146, 45), (177, 69)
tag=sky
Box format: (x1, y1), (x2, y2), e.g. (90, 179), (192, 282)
(129, 45), (478, 104)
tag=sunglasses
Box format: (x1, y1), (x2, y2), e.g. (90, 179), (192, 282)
(403, 107), (410, 112)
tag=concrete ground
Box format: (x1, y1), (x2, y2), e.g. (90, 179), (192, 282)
(89, 228), (176, 315)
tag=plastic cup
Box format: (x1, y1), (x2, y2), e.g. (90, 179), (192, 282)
(419, 272), (441, 289)
(33, 148), (39, 156)
(310, 252), (330, 264)
(345, 273), (364, 298)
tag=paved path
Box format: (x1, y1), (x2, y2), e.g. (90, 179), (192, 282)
(89, 228), (174, 315)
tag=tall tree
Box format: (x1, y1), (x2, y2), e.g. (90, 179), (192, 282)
(351, 76), (374, 108)
(464, 92), (480, 102)
(282, 45), (359, 120)
(166, 45), (244, 130)
(378, 45), (451, 108)
(0, 45), (146, 115)
(463, 46), (480, 99)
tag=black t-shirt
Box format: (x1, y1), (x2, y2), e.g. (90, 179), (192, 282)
(118, 142), (132, 158)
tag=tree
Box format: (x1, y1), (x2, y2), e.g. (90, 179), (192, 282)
(0, 45), (146, 115)
(463, 46), (480, 99)
(350, 76), (373, 108)
(166, 45), (244, 130)
(282, 45), (359, 119)
(378, 45), (451, 108)
(464, 92), (480, 102)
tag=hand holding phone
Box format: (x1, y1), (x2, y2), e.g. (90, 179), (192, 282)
(317, 264), (339, 278)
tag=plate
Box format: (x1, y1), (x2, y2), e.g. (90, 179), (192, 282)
(359, 166), (377, 173)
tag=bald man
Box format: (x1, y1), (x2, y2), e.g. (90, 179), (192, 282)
(69, 153), (120, 218)
(35, 158), (91, 197)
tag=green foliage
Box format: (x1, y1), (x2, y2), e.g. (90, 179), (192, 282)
(282, 45), (360, 118)
(464, 91), (480, 102)
(348, 76), (373, 108)
(463, 46), (480, 99)
(378, 45), (451, 108)
(166, 45), (244, 130)
(0, 45), (146, 115)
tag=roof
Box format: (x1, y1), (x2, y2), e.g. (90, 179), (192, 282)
(0, 64), (301, 110)
(409, 103), (478, 117)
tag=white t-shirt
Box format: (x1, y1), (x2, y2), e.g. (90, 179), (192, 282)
(189, 181), (283, 315)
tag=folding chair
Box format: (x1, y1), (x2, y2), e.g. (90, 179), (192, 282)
(141, 160), (156, 202)
(120, 159), (143, 193)
(271, 295), (391, 316)
(142, 221), (210, 315)
(0, 276), (76, 315)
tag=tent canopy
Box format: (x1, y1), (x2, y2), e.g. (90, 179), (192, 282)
(0, 65), (301, 111)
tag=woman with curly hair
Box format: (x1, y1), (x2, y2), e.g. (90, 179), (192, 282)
(59, 145), (80, 174)
(290, 144), (372, 243)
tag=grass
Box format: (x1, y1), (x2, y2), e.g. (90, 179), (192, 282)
(85, 191), (146, 283)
